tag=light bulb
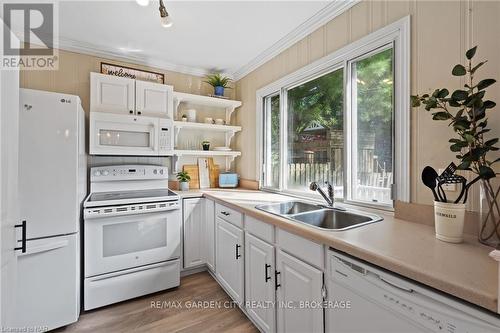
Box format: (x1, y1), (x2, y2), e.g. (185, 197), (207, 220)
(160, 15), (173, 28)
(136, 0), (149, 6)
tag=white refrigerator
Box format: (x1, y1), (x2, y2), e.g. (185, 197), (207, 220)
(14, 89), (86, 330)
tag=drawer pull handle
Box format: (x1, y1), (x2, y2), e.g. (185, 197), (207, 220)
(221, 211), (230, 216)
(275, 270), (281, 290)
(235, 244), (241, 259)
(265, 264), (271, 282)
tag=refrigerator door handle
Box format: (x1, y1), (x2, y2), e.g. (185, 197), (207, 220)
(17, 239), (69, 257)
(14, 220), (27, 253)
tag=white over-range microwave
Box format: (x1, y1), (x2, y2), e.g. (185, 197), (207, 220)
(90, 112), (173, 156)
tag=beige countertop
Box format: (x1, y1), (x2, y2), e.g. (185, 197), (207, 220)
(176, 188), (498, 313)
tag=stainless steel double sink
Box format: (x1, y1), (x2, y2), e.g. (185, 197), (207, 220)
(255, 201), (382, 231)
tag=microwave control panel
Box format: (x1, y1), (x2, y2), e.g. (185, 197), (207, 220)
(158, 118), (173, 152)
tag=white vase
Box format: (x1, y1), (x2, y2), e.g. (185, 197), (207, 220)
(434, 201), (466, 243)
(186, 109), (197, 122)
(179, 181), (189, 191)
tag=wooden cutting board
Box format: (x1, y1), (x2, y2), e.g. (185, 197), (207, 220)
(182, 165), (200, 189)
(208, 158), (220, 188)
(198, 158), (210, 189)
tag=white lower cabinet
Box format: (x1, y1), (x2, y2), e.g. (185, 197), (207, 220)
(183, 198), (205, 269)
(205, 199), (216, 271)
(245, 233), (276, 333)
(276, 249), (324, 333)
(216, 217), (244, 303)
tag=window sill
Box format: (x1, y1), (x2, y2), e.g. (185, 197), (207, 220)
(260, 187), (395, 214)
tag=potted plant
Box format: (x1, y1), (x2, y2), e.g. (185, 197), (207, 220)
(202, 140), (210, 151)
(411, 46), (499, 246)
(204, 73), (231, 97)
(176, 171), (191, 191)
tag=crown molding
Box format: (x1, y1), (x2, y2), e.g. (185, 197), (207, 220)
(231, 0), (360, 81)
(54, 36), (221, 78)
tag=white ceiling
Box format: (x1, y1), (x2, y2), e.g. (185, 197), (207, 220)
(58, 1), (333, 78)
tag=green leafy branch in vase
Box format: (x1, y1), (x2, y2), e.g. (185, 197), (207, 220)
(411, 46), (499, 180)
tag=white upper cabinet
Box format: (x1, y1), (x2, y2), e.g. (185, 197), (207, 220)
(276, 249), (323, 333)
(183, 198), (205, 269)
(245, 233), (275, 333)
(135, 80), (173, 117)
(216, 217), (244, 304)
(91, 73), (135, 114)
(91, 72), (173, 117)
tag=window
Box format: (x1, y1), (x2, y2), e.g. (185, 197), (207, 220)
(262, 94), (280, 188)
(348, 47), (394, 205)
(257, 17), (410, 208)
(286, 69), (344, 195)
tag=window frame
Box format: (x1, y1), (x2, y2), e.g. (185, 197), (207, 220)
(256, 16), (410, 209)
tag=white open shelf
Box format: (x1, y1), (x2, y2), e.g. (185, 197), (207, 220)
(172, 150), (241, 172)
(173, 121), (241, 147)
(173, 91), (242, 124)
(173, 121), (241, 132)
(172, 91), (242, 175)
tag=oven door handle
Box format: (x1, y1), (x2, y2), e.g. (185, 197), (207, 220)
(87, 261), (177, 282)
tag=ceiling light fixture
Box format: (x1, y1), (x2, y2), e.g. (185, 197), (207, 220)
(159, 0), (173, 28)
(136, 0), (149, 6)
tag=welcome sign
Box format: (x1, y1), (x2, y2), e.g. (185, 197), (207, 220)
(101, 62), (164, 84)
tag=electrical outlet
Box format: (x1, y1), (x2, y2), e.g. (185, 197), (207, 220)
(438, 168), (457, 191)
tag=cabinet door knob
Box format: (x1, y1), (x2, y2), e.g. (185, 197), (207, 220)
(137, 111), (142, 115)
(129, 110), (133, 114)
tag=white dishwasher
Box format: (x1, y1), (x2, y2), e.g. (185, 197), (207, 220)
(326, 250), (500, 333)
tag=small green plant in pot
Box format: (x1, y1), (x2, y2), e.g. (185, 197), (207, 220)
(411, 46), (500, 246)
(177, 171), (191, 191)
(202, 140), (210, 151)
(205, 73), (231, 97)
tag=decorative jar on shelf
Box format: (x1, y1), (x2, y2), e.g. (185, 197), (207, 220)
(479, 176), (500, 248)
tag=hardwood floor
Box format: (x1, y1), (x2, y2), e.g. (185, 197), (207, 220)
(55, 272), (258, 333)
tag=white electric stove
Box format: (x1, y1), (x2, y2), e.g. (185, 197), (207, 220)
(83, 165), (181, 310)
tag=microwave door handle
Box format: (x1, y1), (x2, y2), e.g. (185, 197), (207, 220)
(153, 122), (159, 153)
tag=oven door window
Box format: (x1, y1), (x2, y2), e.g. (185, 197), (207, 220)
(99, 129), (150, 148)
(103, 219), (166, 257)
(84, 211), (181, 277)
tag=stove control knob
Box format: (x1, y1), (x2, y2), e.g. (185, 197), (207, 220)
(153, 169), (158, 175)
(94, 171), (101, 177)
(159, 169), (164, 175)
(103, 171), (109, 176)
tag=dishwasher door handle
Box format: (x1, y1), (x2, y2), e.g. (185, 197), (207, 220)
(378, 276), (414, 293)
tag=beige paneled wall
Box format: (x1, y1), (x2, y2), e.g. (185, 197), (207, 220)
(19, 49), (234, 115)
(234, 0), (500, 207)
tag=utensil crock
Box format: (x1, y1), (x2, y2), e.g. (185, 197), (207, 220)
(434, 201), (466, 243)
